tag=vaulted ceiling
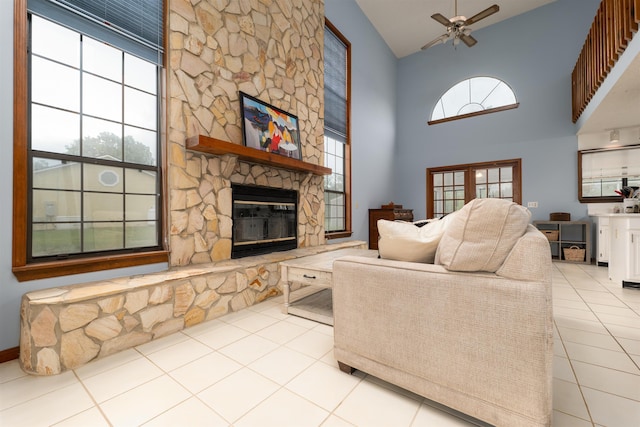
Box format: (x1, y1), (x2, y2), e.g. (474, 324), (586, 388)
(354, 0), (640, 135)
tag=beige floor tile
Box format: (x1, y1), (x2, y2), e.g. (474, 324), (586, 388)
(553, 299), (591, 311)
(618, 337), (640, 356)
(189, 322), (251, 350)
(234, 388), (329, 427)
(334, 377), (421, 427)
(0, 383), (94, 427)
(554, 316), (612, 335)
(582, 387), (640, 426)
(285, 360), (361, 411)
(141, 397), (228, 427)
(249, 346), (315, 385)
(572, 360), (640, 401)
(82, 357), (163, 403)
(553, 355), (576, 383)
(180, 318), (226, 337)
(168, 351), (242, 393)
(564, 341), (639, 374)
(135, 331), (190, 355)
(552, 410), (592, 427)
(74, 348), (142, 380)
(552, 378), (590, 421)
(53, 407), (110, 427)
(145, 337), (213, 372)
(597, 312), (640, 328)
(284, 314), (323, 329)
(606, 323), (640, 341)
(0, 360), (26, 384)
(285, 329), (334, 359)
(554, 306), (600, 322)
(197, 368), (279, 423)
(217, 334), (279, 365)
(589, 303), (638, 318)
(0, 370), (78, 411)
(411, 402), (483, 426)
(225, 311), (281, 333)
(321, 414), (356, 427)
(100, 376), (190, 427)
(557, 326), (624, 351)
(255, 318), (308, 344)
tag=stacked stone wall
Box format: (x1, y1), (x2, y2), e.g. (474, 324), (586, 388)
(20, 241), (364, 375)
(168, 0), (326, 267)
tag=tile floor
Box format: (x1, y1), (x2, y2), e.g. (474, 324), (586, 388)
(0, 262), (639, 427)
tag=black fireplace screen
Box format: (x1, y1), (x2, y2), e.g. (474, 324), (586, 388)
(231, 184), (297, 258)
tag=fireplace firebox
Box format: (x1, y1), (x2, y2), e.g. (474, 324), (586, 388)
(231, 184), (298, 258)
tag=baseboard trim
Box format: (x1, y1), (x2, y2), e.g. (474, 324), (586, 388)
(0, 347), (19, 363)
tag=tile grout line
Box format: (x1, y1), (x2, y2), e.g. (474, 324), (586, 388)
(577, 265), (640, 372)
(553, 265), (597, 427)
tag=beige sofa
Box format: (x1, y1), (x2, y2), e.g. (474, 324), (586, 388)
(333, 199), (553, 427)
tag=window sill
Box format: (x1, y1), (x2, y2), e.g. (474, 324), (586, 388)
(13, 250), (169, 282)
(325, 231), (352, 240)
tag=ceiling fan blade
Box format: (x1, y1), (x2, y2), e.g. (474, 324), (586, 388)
(459, 33), (478, 47)
(421, 33), (449, 50)
(431, 13), (452, 27)
(464, 4), (499, 26)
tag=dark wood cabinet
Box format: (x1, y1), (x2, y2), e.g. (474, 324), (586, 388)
(368, 203), (413, 250)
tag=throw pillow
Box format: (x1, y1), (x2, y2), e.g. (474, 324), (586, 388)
(436, 198), (531, 272)
(378, 216), (454, 263)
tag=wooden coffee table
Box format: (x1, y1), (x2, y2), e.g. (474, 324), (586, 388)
(280, 248), (378, 324)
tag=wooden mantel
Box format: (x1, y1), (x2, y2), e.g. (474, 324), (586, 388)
(186, 135), (332, 176)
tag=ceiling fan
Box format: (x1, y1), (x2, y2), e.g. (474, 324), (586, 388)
(421, 1), (500, 50)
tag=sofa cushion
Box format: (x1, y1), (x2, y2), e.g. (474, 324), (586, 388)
(378, 217), (453, 263)
(436, 198), (531, 272)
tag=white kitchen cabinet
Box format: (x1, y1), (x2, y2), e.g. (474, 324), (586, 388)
(608, 215), (640, 288)
(595, 216), (610, 266)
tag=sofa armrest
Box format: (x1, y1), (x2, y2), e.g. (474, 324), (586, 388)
(332, 255), (553, 425)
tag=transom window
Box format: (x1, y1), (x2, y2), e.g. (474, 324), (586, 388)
(429, 76), (518, 125)
(427, 159), (522, 218)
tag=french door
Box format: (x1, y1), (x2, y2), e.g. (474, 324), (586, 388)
(427, 159), (522, 218)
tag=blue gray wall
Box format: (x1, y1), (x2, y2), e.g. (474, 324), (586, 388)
(393, 0), (600, 221)
(324, 0), (398, 243)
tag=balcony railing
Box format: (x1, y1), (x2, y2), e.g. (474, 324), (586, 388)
(572, 0), (639, 123)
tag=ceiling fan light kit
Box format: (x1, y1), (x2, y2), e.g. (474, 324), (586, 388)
(421, 1), (500, 51)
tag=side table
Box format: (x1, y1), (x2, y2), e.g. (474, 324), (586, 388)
(280, 248), (378, 324)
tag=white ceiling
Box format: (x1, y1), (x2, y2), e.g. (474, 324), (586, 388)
(354, 0), (556, 58)
(354, 0), (640, 134)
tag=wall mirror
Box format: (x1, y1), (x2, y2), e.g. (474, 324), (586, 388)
(578, 144), (640, 203)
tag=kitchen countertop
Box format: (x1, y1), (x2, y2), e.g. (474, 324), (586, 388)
(589, 213), (640, 217)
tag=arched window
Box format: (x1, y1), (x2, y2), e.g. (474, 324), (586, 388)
(429, 76), (518, 125)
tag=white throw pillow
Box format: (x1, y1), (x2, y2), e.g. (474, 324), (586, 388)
(378, 216), (453, 263)
(436, 198), (531, 272)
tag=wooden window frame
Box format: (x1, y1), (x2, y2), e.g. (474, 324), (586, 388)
(426, 158), (522, 218)
(324, 19), (352, 240)
(12, 0), (168, 282)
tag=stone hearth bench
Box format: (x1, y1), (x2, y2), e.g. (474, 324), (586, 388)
(20, 241), (366, 375)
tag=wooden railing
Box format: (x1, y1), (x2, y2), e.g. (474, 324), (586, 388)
(572, 0), (639, 123)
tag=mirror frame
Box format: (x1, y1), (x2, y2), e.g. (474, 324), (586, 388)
(578, 144), (640, 203)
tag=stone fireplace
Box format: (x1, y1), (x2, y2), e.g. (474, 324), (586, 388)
(18, 0), (334, 376)
(231, 183), (298, 258)
(168, 0), (326, 267)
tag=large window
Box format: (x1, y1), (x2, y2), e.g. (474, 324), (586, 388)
(323, 20), (351, 238)
(427, 159), (522, 218)
(429, 76), (518, 125)
(13, 0), (166, 280)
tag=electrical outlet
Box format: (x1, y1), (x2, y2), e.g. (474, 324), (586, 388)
(527, 201), (538, 208)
